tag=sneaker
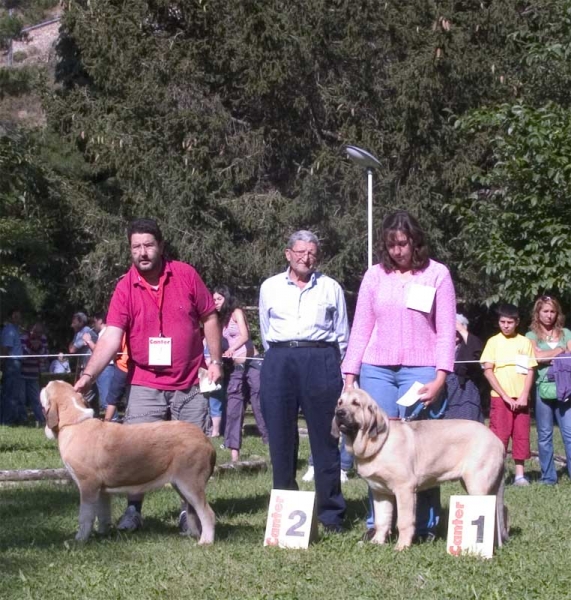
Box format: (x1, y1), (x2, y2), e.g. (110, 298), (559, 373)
(178, 510), (188, 534)
(302, 466), (315, 482)
(340, 469), (349, 484)
(117, 506), (143, 531)
(415, 531), (437, 543)
(513, 476), (530, 487)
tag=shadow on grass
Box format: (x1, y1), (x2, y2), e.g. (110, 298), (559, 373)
(0, 486), (79, 550)
(211, 491), (270, 517)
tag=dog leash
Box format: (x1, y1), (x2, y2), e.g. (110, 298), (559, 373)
(402, 398), (448, 422)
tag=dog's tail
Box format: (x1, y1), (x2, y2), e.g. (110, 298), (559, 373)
(495, 468), (509, 547)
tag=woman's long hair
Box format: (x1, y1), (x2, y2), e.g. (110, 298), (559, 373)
(213, 285), (239, 328)
(529, 296), (565, 341)
(379, 210), (430, 273)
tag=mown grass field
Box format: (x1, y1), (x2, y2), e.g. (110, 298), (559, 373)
(1, 422), (571, 600)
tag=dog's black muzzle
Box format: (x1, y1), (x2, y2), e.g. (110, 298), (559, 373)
(334, 408), (357, 435)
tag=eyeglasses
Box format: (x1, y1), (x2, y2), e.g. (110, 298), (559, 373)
(289, 249), (318, 259)
(540, 295), (553, 302)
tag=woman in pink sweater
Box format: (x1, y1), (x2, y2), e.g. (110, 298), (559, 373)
(342, 210), (456, 541)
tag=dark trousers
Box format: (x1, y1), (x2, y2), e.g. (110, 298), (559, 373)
(260, 346), (345, 527)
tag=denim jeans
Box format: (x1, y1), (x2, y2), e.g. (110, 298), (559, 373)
(360, 364), (441, 535)
(535, 388), (571, 482)
(96, 364), (116, 412)
(0, 361), (25, 425)
(23, 377), (44, 424)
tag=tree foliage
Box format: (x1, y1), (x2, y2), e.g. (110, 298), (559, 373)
(44, 0), (528, 311)
(449, 0), (571, 307)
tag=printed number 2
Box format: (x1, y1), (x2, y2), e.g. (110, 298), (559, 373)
(285, 510), (307, 537)
(471, 515), (485, 543)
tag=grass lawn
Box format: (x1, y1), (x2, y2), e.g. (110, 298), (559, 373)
(1, 421), (571, 600)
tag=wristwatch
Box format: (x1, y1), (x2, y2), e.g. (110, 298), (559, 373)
(210, 359), (223, 366)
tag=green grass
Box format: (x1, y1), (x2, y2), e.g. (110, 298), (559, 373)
(1, 422), (571, 600)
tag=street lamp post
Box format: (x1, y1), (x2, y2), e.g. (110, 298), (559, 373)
(344, 145), (381, 268)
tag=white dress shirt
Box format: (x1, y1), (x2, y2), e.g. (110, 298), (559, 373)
(259, 269), (350, 358)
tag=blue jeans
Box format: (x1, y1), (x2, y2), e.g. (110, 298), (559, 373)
(535, 388), (571, 482)
(0, 361), (25, 425)
(360, 364), (441, 535)
(96, 364), (115, 412)
(23, 377), (44, 424)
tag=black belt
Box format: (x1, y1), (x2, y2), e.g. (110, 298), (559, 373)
(268, 341), (337, 349)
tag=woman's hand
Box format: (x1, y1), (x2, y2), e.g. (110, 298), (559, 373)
(419, 373), (447, 405)
(343, 374), (356, 393)
(222, 349), (234, 358)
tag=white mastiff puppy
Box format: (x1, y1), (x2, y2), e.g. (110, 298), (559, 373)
(41, 380), (216, 544)
(332, 388), (508, 550)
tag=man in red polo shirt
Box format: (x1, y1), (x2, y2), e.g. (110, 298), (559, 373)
(74, 218), (222, 532)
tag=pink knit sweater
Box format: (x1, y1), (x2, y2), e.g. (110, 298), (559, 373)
(342, 259), (456, 374)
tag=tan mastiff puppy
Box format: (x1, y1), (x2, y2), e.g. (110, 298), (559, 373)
(332, 388), (508, 550)
(41, 380), (216, 544)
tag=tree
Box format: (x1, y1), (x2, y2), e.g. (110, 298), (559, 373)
(448, 0), (571, 307)
(42, 0), (536, 313)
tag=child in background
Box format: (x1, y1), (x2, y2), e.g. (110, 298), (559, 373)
(481, 303), (537, 486)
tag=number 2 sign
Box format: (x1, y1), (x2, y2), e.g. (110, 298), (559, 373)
(264, 489), (316, 549)
(446, 495), (497, 559)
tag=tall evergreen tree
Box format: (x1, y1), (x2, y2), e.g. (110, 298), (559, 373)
(46, 0), (532, 308)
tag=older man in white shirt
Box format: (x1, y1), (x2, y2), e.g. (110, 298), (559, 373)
(259, 230), (349, 533)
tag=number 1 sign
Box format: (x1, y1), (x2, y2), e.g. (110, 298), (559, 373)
(264, 489), (316, 549)
(446, 495), (497, 559)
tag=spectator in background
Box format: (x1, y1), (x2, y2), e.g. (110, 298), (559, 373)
(68, 312), (97, 404)
(481, 303), (537, 486)
(21, 324), (48, 426)
(204, 339), (225, 438)
(49, 353), (71, 374)
(214, 284), (268, 462)
(0, 308), (25, 425)
(82, 311), (115, 416)
(103, 334), (130, 422)
(526, 296), (571, 484)
(443, 314), (485, 422)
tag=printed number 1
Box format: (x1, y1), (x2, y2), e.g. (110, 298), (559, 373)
(285, 510), (307, 537)
(471, 515), (485, 543)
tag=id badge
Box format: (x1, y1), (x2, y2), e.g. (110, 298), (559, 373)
(515, 354), (528, 374)
(406, 283), (436, 313)
(149, 337), (172, 366)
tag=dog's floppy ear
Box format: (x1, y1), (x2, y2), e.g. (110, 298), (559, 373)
(46, 399), (59, 430)
(367, 404), (379, 437)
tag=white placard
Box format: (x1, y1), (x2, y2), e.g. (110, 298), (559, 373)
(406, 284), (436, 313)
(447, 495), (497, 559)
(264, 489), (316, 549)
(148, 337), (172, 366)
(515, 354), (529, 374)
(397, 381), (425, 407)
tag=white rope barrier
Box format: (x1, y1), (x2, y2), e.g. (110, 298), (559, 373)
(3, 353), (571, 365)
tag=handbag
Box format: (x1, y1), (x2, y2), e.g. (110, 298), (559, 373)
(538, 365), (557, 400)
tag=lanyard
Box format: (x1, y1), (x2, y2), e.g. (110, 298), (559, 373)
(139, 274), (166, 337)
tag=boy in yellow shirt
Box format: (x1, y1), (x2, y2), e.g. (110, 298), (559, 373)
(481, 304), (537, 486)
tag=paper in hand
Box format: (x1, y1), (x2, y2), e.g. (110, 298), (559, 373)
(396, 381), (426, 407)
(199, 367), (222, 393)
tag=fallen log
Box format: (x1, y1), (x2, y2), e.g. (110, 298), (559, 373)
(0, 458), (268, 485)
